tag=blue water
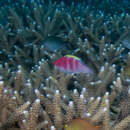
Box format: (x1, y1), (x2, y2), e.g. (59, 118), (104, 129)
(0, 0), (130, 13)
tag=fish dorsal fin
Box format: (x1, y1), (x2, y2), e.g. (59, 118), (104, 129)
(65, 55), (80, 60)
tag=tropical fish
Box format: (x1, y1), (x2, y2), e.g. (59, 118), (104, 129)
(121, 32), (130, 49)
(43, 37), (68, 52)
(64, 118), (102, 130)
(124, 65), (130, 77)
(53, 55), (94, 74)
(121, 39), (130, 49)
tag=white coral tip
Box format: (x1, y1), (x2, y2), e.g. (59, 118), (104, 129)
(90, 97), (94, 101)
(26, 101), (31, 105)
(73, 89), (77, 94)
(55, 90), (60, 94)
(80, 94), (84, 99)
(97, 97), (101, 100)
(86, 113), (91, 117)
(35, 99), (40, 103)
(51, 126), (55, 130)
(105, 92), (109, 96)
(34, 89), (39, 93)
(0, 81), (4, 85)
(69, 101), (73, 107)
(103, 107), (107, 112)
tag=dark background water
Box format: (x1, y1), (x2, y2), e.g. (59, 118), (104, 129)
(0, 0), (129, 15)
(0, 0), (129, 7)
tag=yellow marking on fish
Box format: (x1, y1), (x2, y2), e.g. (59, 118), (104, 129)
(65, 55), (80, 60)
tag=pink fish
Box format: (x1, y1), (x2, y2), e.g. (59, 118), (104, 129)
(53, 55), (94, 74)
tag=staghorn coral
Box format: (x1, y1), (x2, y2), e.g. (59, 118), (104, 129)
(0, 0), (129, 72)
(0, 74), (130, 130)
(0, 0), (130, 130)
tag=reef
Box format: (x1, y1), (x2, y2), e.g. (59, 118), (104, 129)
(0, 0), (130, 130)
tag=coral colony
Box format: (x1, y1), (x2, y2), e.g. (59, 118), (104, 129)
(0, 0), (130, 130)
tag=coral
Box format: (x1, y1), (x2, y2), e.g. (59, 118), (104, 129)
(0, 0), (130, 130)
(0, 75), (130, 130)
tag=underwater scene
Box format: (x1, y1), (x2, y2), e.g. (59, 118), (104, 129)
(0, 0), (130, 130)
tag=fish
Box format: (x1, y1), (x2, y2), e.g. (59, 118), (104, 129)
(121, 39), (130, 49)
(43, 37), (68, 52)
(121, 32), (130, 49)
(53, 55), (94, 74)
(64, 118), (102, 130)
(124, 65), (130, 77)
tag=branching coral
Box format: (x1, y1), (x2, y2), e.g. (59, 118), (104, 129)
(0, 0), (130, 130)
(0, 75), (130, 130)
